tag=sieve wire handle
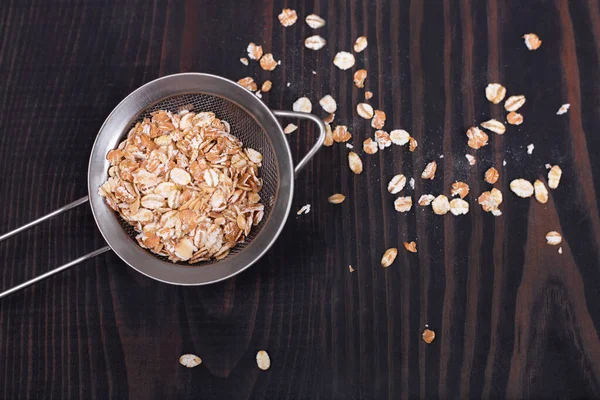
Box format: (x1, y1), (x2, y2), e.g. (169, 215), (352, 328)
(273, 110), (326, 176)
(0, 196), (111, 299)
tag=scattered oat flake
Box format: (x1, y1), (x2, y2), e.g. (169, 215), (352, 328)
(388, 174), (407, 194)
(356, 103), (374, 119)
(451, 182), (470, 199)
(506, 112), (523, 125)
(328, 193), (346, 204)
(432, 195), (450, 215)
(324, 124), (334, 146)
(375, 130), (391, 149)
(504, 95), (526, 112)
(510, 179), (534, 198)
(293, 97), (312, 113)
(256, 350), (271, 370)
(333, 51), (355, 70)
(548, 165), (562, 189)
(478, 188), (503, 214)
(319, 95), (337, 113)
(523, 33), (542, 50)
(409, 137), (418, 152)
(485, 83), (507, 104)
(485, 168), (499, 184)
(381, 248), (398, 268)
(466, 127), (489, 149)
(259, 53), (278, 71)
(349, 265), (355, 272)
(240, 57), (249, 66)
(297, 204), (311, 215)
(545, 231), (562, 245)
(179, 354), (202, 368)
(284, 124), (297, 134)
(527, 144), (534, 154)
(348, 152), (363, 174)
(365, 91), (374, 100)
(418, 194), (435, 206)
(261, 80), (272, 92)
(333, 125), (352, 143)
(305, 35), (327, 50)
(534, 180), (548, 204)
(422, 329), (435, 344)
(404, 241), (417, 253)
(345, 143), (354, 149)
(466, 154), (476, 165)
(421, 161), (437, 180)
(353, 36), (368, 52)
(305, 14), (326, 29)
(237, 77), (257, 91)
(557, 103), (570, 115)
(363, 138), (378, 154)
(354, 69), (367, 88)
(247, 42), (263, 60)
(450, 198), (470, 215)
(481, 119), (506, 135)
(371, 110), (386, 129)
(558, 247), (563, 254)
(390, 129), (410, 146)
(409, 178), (415, 189)
(278, 8), (297, 26)
(394, 196), (413, 212)
(323, 113), (335, 124)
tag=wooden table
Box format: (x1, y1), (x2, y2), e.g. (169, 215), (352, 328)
(1, 0), (599, 398)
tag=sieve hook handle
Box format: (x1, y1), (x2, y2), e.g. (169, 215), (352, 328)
(0, 196), (111, 299)
(273, 110), (326, 176)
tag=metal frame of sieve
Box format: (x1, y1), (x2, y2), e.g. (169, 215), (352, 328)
(0, 73), (326, 298)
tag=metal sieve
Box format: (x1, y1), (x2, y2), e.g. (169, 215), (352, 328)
(0, 73), (326, 298)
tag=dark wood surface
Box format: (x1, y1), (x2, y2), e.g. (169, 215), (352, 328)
(1, 0), (600, 398)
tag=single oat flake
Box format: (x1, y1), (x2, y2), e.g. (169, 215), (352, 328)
(556, 103), (570, 115)
(349, 265), (355, 272)
(319, 95), (337, 113)
(394, 196), (413, 212)
(328, 193), (346, 204)
(534, 180), (548, 204)
(478, 188), (503, 214)
(333, 125), (352, 143)
(545, 231), (562, 245)
(450, 198), (469, 215)
(506, 112), (523, 125)
(388, 174), (407, 194)
(504, 95), (526, 112)
(240, 57), (249, 66)
(510, 179), (534, 198)
(353, 36), (368, 52)
(375, 130), (391, 149)
(548, 165), (562, 189)
(365, 91), (374, 100)
(333, 51), (355, 70)
(354, 69), (367, 88)
(256, 350), (271, 370)
(418, 194), (435, 206)
(348, 152), (363, 174)
(485, 83), (507, 104)
(390, 129), (410, 146)
(261, 80), (272, 92)
(465, 154), (476, 165)
(422, 329), (435, 344)
(260, 53), (278, 71)
(247, 42), (263, 60)
(404, 241), (417, 253)
(466, 127), (489, 149)
(523, 33), (542, 50)
(323, 113), (335, 124)
(485, 167), (499, 184)
(481, 119), (506, 135)
(324, 124), (334, 146)
(297, 204), (311, 215)
(293, 97), (312, 113)
(305, 35), (327, 50)
(451, 182), (470, 199)
(409, 137), (418, 152)
(356, 103), (374, 119)
(432, 195), (450, 215)
(558, 247), (563, 254)
(421, 161), (437, 180)
(179, 354), (202, 368)
(305, 14), (326, 29)
(237, 77), (257, 91)
(284, 124), (297, 134)
(278, 8), (298, 27)
(363, 138), (378, 154)
(381, 248), (398, 268)
(371, 110), (386, 129)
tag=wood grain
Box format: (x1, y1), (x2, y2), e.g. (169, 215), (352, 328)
(0, 0), (599, 398)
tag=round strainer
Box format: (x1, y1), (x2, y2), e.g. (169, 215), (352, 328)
(0, 73), (325, 298)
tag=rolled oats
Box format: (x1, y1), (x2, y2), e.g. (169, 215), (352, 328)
(365, 91), (373, 100)
(333, 125), (352, 142)
(320, 95), (337, 113)
(431, 195), (450, 215)
(374, 130), (391, 149)
(409, 137), (418, 152)
(348, 152), (363, 174)
(548, 165), (562, 189)
(545, 231), (562, 245)
(305, 35), (327, 50)
(421, 161), (437, 180)
(388, 174), (407, 194)
(481, 119), (506, 135)
(451, 182), (470, 199)
(371, 110), (386, 129)
(466, 127), (489, 149)
(556, 103), (570, 115)
(504, 95), (526, 112)
(179, 354), (202, 368)
(256, 350), (271, 370)
(284, 124), (298, 134)
(260, 53), (278, 71)
(353, 36), (368, 53)
(261, 80), (272, 92)
(510, 179), (534, 198)
(333, 51), (355, 70)
(485, 83), (507, 104)
(237, 77), (258, 91)
(356, 103), (374, 119)
(394, 196), (413, 212)
(363, 138), (378, 154)
(247, 42), (263, 60)
(422, 329), (435, 344)
(381, 247), (398, 268)
(240, 57), (249, 66)
(506, 112), (523, 125)
(323, 113), (335, 124)
(522, 33), (542, 50)
(324, 123), (334, 146)
(278, 8), (298, 27)
(390, 129), (410, 146)
(349, 265), (355, 272)
(404, 241), (417, 253)
(354, 69), (367, 88)
(465, 154), (476, 165)
(485, 168), (499, 184)
(418, 194), (435, 206)
(534, 179), (548, 203)
(293, 97), (312, 113)
(478, 188), (503, 214)
(297, 204), (311, 215)
(450, 198), (469, 215)
(305, 14), (326, 29)
(328, 193), (346, 204)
